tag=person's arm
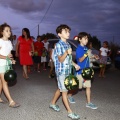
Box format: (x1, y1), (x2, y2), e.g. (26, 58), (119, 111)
(31, 42), (34, 53)
(49, 49), (52, 60)
(0, 54), (13, 60)
(72, 61), (80, 70)
(16, 40), (20, 57)
(79, 50), (91, 62)
(58, 48), (72, 63)
(108, 49), (111, 56)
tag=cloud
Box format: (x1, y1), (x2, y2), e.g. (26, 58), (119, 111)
(0, 0), (120, 42)
(0, 0), (46, 13)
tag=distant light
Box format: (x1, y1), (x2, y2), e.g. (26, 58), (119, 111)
(73, 36), (78, 40)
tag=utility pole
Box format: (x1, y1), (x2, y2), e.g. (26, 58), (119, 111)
(38, 24), (39, 36)
(113, 36), (114, 43)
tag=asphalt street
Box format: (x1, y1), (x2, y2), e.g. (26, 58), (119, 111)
(0, 63), (120, 120)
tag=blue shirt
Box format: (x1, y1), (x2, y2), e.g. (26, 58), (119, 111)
(54, 40), (72, 75)
(76, 44), (89, 74)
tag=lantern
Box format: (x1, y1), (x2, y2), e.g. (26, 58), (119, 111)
(4, 69), (17, 87)
(64, 74), (79, 90)
(81, 67), (94, 80)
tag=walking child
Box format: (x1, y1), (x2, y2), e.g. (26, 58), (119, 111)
(48, 43), (56, 78)
(49, 24), (80, 120)
(0, 23), (20, 108)
(33, 35), (44, 72)
(75, 32), (98, 109)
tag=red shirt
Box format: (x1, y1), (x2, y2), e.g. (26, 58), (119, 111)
(34, 41), (44, 56)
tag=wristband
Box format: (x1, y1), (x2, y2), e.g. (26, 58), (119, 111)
(84, 53), (88, 57)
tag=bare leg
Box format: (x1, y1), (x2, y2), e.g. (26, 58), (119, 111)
(0, 79), (3, 101)
(23, 65), (29, 79)
(99, 67), (102, 77)
(37, 63), (41, 71)
(101, 65), (106, 77)
(51, 89), (61, 104)
(62, 91), (72, 113)
(0, 74), (14, 103)
(86, 87), (91, 103)
(43, 62), (46, 69)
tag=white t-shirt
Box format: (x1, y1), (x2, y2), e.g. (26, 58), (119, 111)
(100, 47), (110, 56)
(42, 41), (49, 50)
(0, 39), (13, 66)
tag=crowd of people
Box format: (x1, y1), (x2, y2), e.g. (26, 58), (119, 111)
(0, 23), (111, 119)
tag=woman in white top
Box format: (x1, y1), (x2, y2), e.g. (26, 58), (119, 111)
(0, 23), (20, 108)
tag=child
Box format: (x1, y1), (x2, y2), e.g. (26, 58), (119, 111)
(99, 41), (111, 77)
(33, 36), (44, 72)
(48, 43), (56, 78)
(87, 42), (99, 67)
(49, 24), (80, 120)
(0, 23), (20, 108)
(68, 41), (99, 104)
(41, 47), (47, 70)
(75, 32), (98, 109)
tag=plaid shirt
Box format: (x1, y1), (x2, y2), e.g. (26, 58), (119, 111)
(54, 40), (72, 75)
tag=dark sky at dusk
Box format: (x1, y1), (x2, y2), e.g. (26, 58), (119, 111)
(0, 0), (120, 43)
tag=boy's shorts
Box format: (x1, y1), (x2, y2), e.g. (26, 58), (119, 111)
(56, 74), (68, 92)
(76, 74), (91, 89)
(33, 56), (41, 63)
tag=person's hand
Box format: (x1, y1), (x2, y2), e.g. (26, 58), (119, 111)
(74, 64), (80, 71)
(12, 60), (16, 64)
(94, 55), (99, 60)
(7, 54), (13, 60)
(66, 48), (72, 55)
(29, 51), (33, 56)
(86, 49), (91, 57)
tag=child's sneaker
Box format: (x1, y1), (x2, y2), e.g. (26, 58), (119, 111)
(68, 113), (80, 120)
(49, 104), (60, 112)
(68, 96), (75, 103)
(86, 103), (98, 109)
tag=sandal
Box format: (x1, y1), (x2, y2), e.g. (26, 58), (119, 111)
(23, 73), (29, 80)
(9, 101), (20, 108)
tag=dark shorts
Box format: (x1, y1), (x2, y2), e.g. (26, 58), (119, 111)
(33, 56), (41, 63)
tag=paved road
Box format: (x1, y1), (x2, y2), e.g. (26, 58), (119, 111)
(0, 64), (120, 120)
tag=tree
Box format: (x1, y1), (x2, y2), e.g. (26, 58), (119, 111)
(41, 33), (58, 40)
(88, 34), (101, 50)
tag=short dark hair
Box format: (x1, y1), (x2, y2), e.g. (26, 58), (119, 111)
(56, 24), (71, 34)
(103, 41), (108, 46)
(78, 32), (89, 39)
(37, 35), (41, 39)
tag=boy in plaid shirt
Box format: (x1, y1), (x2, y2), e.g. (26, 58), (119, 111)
(49, 24), (80, 120)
